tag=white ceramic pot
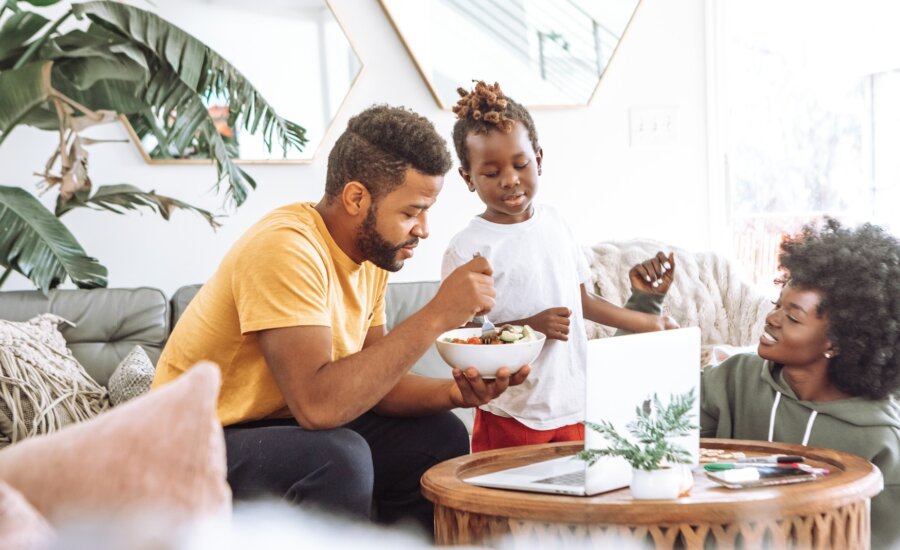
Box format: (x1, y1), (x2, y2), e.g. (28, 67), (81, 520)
(630, 467), (683, 500)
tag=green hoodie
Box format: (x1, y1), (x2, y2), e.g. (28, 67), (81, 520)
(703, 353), (900, 549)
(624, 290), (900, 549)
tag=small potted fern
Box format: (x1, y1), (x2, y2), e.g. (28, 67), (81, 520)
(578, 389), (698, 499)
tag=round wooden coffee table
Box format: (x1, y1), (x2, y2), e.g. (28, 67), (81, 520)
(421, 438), (883, 549)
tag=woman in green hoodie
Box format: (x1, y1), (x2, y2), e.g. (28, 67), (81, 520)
(626, 219), (900, 549)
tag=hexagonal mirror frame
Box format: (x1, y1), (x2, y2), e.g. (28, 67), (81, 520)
(123, 0), (362, 164)
(379, 0), (641, 108)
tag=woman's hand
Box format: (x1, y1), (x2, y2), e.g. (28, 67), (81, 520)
(524, 307), (572, 341)
(630, 252), (675, 295)
(651, 313), (680, 331)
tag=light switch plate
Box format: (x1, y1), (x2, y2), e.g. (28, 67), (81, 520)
(629, 107), (678, 146)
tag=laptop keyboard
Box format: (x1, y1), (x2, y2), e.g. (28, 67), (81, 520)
(534, 470), (585, 486)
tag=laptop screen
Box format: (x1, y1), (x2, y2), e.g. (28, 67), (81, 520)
(583, 327), (701, 492)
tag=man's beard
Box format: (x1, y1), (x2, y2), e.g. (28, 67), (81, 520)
(356, 207), (417, 272)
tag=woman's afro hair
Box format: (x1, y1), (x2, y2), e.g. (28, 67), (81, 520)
(778, 217), (900, 399)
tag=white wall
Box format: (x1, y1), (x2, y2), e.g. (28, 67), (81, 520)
(0, 0), (709, 297)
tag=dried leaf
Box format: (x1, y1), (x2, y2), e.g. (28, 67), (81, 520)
(69, 109), (119, 132)
(78, 137), (127, 146)
(58, 136), (91, 200)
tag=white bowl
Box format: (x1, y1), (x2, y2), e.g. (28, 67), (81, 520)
(435, 327), (546, 378)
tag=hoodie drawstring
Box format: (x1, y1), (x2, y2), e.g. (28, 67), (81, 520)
(768, 392), (782, 442)
(802, 410), (818, 446)
(768, 391), (818, 446)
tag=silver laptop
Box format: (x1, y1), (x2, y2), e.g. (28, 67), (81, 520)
(464, 326), (701, 496)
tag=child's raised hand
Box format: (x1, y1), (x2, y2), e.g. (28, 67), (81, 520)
(526, 307), (572, 341)
(629, 252), (675, 295)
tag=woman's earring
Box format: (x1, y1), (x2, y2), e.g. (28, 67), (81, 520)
(824, 351), (833, 359)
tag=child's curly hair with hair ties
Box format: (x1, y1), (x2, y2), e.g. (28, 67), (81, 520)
(451, 81), (540, 171)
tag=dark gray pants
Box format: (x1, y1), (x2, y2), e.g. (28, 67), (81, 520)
(223, 410), (469, 536)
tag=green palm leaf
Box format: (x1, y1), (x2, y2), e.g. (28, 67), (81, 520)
(0, 1), (311, 292)
(20, 1), (64, 6)
(0, 185), (107, 292)
(141, 65), (256, 204)
(0, 60), (52, 144)
(70, 1), (307, 204)
(16, 103), (58, 130)
(41, 24), (148, 71)
(0, 10), (49, 63)
(55, 183), (221, 229)
(55, 56), (145, 90)
(51, 56), (145, 113)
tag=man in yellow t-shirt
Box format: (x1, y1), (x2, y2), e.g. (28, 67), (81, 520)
(152, 105), (530, 535)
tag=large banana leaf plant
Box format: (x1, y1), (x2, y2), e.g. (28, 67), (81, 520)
(0, 0), (308, 292)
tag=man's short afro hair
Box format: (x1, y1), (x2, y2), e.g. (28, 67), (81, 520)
(325, 105), (452, 201)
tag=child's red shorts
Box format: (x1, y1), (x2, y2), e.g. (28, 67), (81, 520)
(471, 408), (585, 452)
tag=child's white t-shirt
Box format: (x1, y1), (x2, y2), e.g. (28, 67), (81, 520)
(441, 204), (591, 430)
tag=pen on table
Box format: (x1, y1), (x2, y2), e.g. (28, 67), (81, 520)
(704, 463), (796, 471)
(739, 455), (804, 464)
(704, 462), (829, 474)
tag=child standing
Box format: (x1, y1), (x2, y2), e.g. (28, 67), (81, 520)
(442, 81), (676, 452)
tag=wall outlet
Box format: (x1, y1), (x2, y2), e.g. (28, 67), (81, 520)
(629, 107), (678, 146)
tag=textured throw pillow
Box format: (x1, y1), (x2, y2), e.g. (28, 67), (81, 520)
(0, 362), (230, 523)
(0, 480), (54, 548)
(0, 314), (109, 448)
(107, 346), (154, 406)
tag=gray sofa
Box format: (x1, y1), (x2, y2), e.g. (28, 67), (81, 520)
(0, 287), (171, 387)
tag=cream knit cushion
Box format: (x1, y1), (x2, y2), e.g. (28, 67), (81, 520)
(107, 346), (154, 406)
(0, 314), (109, 448)
(583, 240), (771, 348)
(0, 362), (230, 523)
(0, 480), (54, 548)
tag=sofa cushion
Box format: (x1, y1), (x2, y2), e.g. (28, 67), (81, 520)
(0, 314), (109, 448)
(107, 346), (154, 406)
(171, 284), (202, 328)
(0, 288), (168, 386)
(0, 362), (230, 523)
(384, 281), (446, 378)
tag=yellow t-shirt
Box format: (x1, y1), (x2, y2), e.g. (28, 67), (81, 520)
(152, 202), (388, 426)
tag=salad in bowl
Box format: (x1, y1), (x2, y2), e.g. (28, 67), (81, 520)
(436, 324), (545, 378)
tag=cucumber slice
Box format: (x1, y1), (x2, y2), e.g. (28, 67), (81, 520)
(499, 331), (523, 342)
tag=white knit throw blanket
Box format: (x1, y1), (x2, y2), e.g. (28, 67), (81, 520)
(583, 240), (770, 348)
(0, 314), (109, 448)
